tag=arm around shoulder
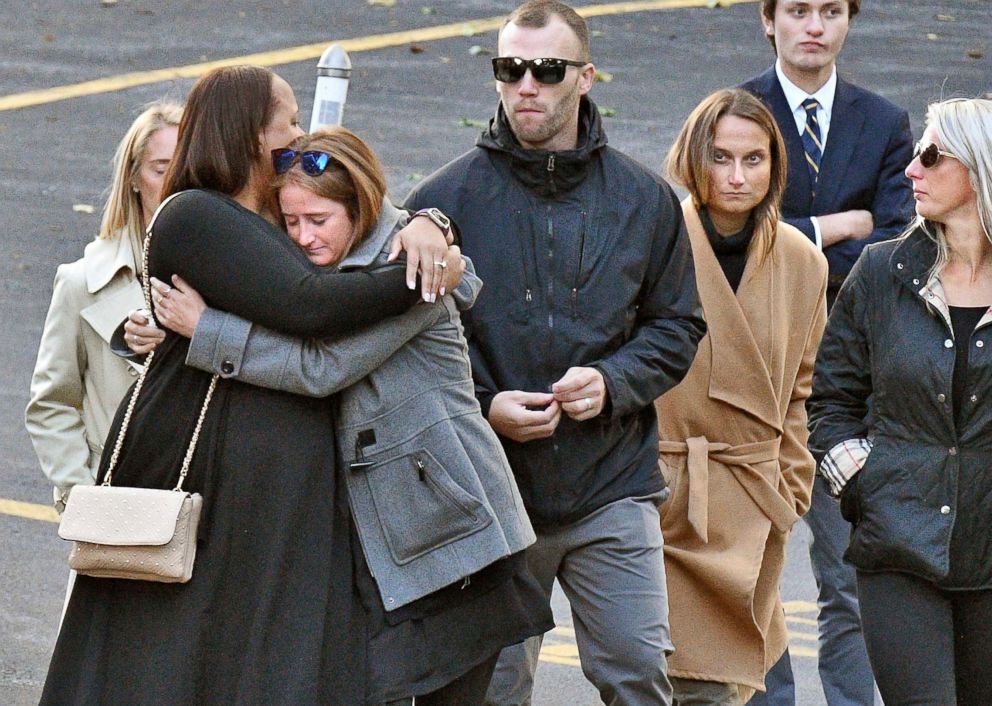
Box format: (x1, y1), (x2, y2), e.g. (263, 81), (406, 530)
(151, 192), (418, 339)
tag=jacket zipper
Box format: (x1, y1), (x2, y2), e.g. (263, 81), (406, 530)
(547, 206), (555, 332)
(571, 211), (587, 317)
(546, 154), (556, 196)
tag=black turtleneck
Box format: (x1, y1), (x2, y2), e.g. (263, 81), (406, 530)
(699, 207), (755, 292)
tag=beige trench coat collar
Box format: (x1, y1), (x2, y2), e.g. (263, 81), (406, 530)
(79, 234), (144, 371)
(682, 202), (782, 433)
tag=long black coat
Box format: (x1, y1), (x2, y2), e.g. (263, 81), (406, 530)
(808, 227), (992, 587)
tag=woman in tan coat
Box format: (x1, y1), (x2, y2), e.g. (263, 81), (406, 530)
(656, 89), (828, 705)
(25, 101), (181, 512)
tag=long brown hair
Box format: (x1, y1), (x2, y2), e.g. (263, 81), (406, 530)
(162, 65), (275, 198)
(666, 88), (788, 262)
(272, 126), (387, 260)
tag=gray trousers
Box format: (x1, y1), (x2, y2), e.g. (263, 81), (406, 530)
(484, 495), (674, 706)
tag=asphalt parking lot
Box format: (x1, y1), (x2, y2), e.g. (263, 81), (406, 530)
(1, 1), (988, 703)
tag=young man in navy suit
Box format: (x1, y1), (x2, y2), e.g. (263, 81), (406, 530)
(741, 1), (913, 705)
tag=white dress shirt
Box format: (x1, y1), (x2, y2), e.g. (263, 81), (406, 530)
(775, 60), (838, 249)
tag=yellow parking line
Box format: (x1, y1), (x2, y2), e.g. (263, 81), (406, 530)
(0, 497), (59, 523)
(783, 600), (819, 614)
(0, 0), (755, 112)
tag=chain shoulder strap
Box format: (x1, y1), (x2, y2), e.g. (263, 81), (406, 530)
(103, 191), (219, 492)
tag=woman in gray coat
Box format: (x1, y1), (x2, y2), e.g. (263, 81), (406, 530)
(148, 126), (552, 706)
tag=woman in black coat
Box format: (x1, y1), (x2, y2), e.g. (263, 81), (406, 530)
(40, 65), (458, 706)
(807, 97), (992, 706)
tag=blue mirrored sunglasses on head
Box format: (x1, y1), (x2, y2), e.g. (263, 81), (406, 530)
(271, 148), (333, 176)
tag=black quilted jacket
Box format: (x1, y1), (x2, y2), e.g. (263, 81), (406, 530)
(808, 226), (992, 587)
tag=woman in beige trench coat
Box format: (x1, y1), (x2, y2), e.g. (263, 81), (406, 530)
(656, 89), (828, 705)
(26, 102), (181, 511)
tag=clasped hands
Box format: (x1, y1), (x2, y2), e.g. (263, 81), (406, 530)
(488, 367), (607, 443)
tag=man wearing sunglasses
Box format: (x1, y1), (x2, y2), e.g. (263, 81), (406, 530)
(740, 2), (913, 706)
(406, 1), (705, 704)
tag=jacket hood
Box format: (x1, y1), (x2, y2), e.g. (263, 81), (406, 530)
(476, 95), (608, 198)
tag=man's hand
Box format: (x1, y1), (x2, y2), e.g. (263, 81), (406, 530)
(818, 210), (874, 248)
(488, 391), (561, 442)
(552, 367), (607, 421)
(151, 275), (207, 339)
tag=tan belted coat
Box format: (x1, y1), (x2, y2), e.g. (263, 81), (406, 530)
(655, 200), (827, 697)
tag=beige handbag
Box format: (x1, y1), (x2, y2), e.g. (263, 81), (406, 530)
(58, 197), (217, 583)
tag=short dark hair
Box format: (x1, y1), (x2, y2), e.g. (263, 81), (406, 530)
(503, 0), (591, 63)
(163, 65), (276, 198)
(761, 0), (860, 51)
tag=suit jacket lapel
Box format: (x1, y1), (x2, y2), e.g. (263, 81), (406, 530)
(682, 202), (782, 431)
(814, 76), (864, 210)
(758, 68), (814, 213)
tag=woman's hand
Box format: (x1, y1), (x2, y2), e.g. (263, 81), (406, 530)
(123, 309), (165, 355)
(439, 244), (465, 296)
(388, 215), (463, 302)
(151, 275), (207, 339)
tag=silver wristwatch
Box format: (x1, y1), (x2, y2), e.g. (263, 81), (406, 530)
(411, 207), (452, 238)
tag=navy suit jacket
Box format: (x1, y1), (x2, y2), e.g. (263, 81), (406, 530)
(741, 67), (914, 298)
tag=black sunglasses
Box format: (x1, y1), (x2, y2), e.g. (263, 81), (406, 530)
(491, 56), (587, 85)
(271, 148), (334, 176)
(913, 141), (958, 169)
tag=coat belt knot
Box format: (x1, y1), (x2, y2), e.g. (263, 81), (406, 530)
(658, 436), (794, 543)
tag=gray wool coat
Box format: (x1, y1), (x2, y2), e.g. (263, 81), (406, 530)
(185, 200), (535, 610)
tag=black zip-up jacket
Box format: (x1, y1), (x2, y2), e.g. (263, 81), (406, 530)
(406, 98), (706, 527)
(808, 227), (992, 587)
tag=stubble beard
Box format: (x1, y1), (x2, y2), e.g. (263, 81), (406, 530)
(507, 88), (581, 150)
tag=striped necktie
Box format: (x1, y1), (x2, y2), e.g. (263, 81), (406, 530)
(801, 97), (823, 195)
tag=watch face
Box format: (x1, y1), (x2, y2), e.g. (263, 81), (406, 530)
(420, 208), (450, 232)
(430, 209), (451, 230)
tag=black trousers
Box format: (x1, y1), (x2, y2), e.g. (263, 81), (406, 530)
(382, 653), (499, 706)
(857, 570), (992, 706)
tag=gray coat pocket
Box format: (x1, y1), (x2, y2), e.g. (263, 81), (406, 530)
(361, 448), (491, 565)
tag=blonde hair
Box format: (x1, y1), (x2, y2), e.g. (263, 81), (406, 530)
(911, 98), (992, 278)
(98, 101), (183, 263)
(666, 88), (787, 263)
(271, 126), (387, 262)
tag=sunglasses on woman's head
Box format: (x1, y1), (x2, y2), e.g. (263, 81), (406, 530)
(271, 148), (333, 176)
(913, 141), (959, 169)
(491, 56), (587, 85)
